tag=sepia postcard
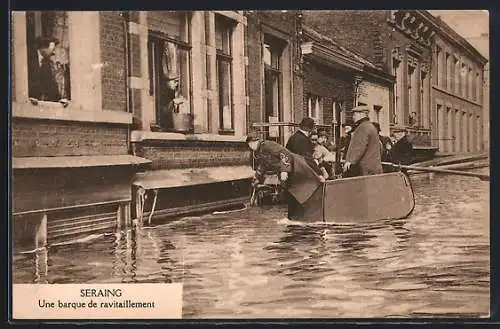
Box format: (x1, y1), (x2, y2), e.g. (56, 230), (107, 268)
(10, 9), (490, 320)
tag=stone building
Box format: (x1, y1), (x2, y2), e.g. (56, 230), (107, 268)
(422, 12), (488, 153)
(11, 11), (253, 249)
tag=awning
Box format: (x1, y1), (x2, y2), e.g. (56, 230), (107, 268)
(13, 155), (151, 169)
(133, 165), (254, 190)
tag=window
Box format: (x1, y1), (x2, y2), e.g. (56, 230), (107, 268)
(435, 47), (441, 86)
(460, 63), (467, 97)
(307, 94), (322, 123)
(26, 11), (71, 103)
(148, 12), (191, 131)
(215, 15), (234, 132)
(408, 64), (415, 124)
(392, 52), (402, 124)
(263, 35), (284, 141)
(374, 105), (382, 123)
(444, 52), (449, 89)
(420, 71), (426, 127)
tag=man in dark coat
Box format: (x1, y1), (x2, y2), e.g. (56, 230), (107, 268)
(390, 126), (413, 165)
(339, 125), (352, 161)
(373, 122), (393, 163)
(29, 36), (65, 105)
(285, 117), (323, 176)
(247, 134), (323, 220)
(343, 106), (383, 176)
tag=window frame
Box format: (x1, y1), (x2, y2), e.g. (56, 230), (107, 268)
(148, 29), (193, 126)
(11, 11), (131, 124)
(215, 14), (235, 134)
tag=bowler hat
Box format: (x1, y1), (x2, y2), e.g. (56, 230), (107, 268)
(351, 105), (370, 114)
(299, 117), (315, 130)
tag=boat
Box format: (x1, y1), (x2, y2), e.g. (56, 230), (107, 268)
(285, 155), (415, 224)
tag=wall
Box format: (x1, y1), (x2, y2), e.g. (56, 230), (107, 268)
(358, 80), (391, 136)
(302, 10), (391, 71)
(100, 11), (127, 112)
(245, 11), (302, 142)
(302, 61), (354, 126)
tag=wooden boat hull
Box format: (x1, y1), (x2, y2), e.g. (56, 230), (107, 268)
(298, 172), (415, 223)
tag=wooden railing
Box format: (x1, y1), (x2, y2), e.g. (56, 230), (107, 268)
(251, 122), (333, 145)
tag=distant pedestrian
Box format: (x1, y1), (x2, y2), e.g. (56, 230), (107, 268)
(343, 106), (383, 177)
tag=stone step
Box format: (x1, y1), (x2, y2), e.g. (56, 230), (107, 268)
(48, 211), (117, 229)
(49, 219), (116, 240)
(48, 214), (117, 232)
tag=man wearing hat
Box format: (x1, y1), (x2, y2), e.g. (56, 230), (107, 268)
(285, 117), (323, 176)
(29, 36), (66, 105)
(390, 126), (413, 166)
(373, 122), (393, 163)
(343, 106), (383, 176)
(246, 132), (325, 220)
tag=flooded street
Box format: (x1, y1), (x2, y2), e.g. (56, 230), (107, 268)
(12, 170), (490, 318)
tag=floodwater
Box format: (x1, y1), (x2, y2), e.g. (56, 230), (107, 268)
(12, 169), (490, 318)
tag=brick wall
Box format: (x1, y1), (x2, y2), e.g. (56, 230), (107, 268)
(303, 61), (355, 124)
(246, 14), (263, 129)
(303, 10), (391, 71)
(133, 141), (251, 170)
(100, 11), (127, 112)
(12, 118), (129, 157)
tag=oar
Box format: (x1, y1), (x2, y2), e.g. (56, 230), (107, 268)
(382, 162), (490, 181)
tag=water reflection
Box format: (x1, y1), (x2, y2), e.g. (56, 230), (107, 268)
(12, 171), (489, 318)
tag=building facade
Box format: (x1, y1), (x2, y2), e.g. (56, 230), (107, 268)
(11, 11), (254, 250)
(422, 12), (488, 153)
(300, 25), (394, 140)
(244, 10), (303, 144)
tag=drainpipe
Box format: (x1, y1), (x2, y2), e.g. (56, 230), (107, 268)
(122, 11), (132, 153)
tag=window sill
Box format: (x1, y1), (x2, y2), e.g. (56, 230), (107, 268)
(12, 101), (133, 124)
(130, 130), (246, 143)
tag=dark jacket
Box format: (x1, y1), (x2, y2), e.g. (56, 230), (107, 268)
(379, 135), (393, 162)
(339, 134), (351, 160)
(285, 130), (322, 176)
(30, 57), (62, 101)
(252, 140), (321, 205)
(253, 140), (293, 176)
(346, 117), (383, 176)
(390, 135), (413, 165)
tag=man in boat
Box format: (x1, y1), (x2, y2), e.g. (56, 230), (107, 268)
(339, 125), (353, 160)
(310, 131), (335, 179)
(246, 133), (325, 220)
(390, 126), (414, 166)
(285, 117), (323, 176)
(343, 106), (383, 176)
(373, 122), (393, 162)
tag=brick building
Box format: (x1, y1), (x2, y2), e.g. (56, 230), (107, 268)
(302, 10), (437, 154)
(300, 25), (394, 139)
(301, 10), (488, 155)
(11, 11), (151, 251)
(11, 11), (253, 249)
(421, 11), (488, 153)
(244, 10), (303, 144)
